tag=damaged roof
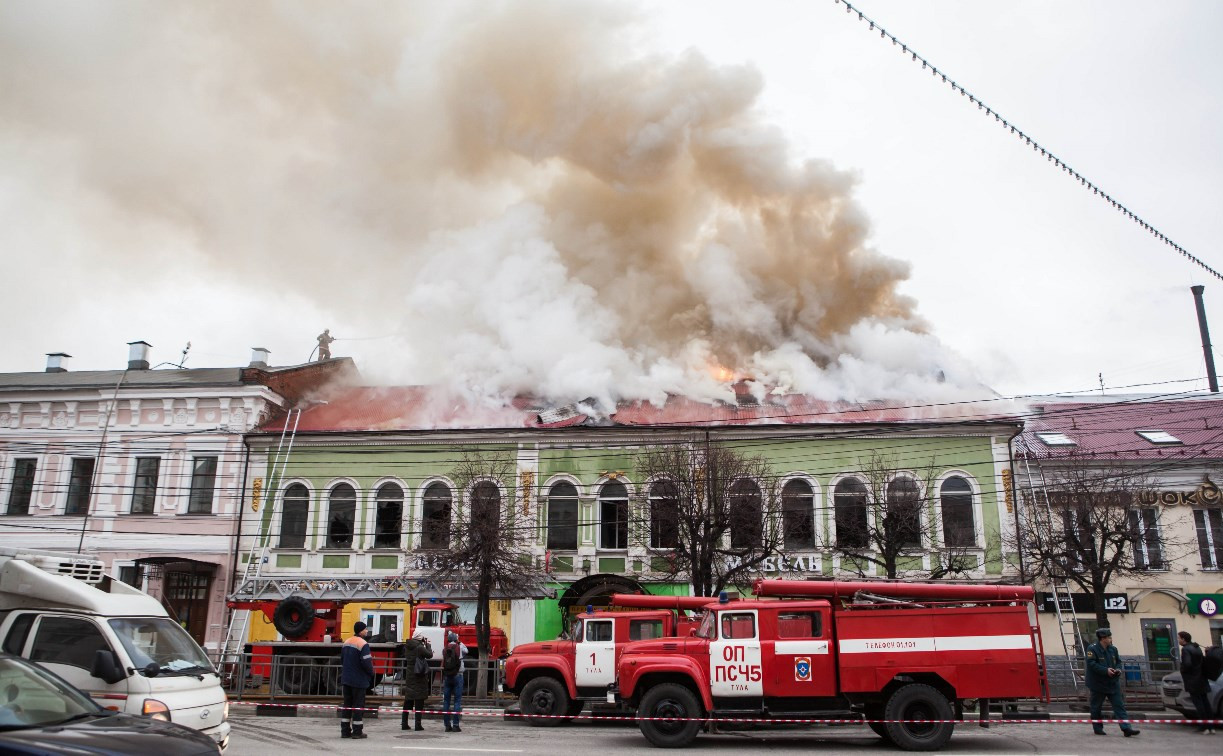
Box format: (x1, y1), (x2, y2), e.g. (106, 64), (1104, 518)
(256, 385), (1021, 433)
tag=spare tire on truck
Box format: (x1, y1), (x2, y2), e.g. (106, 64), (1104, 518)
(272, 596), (317, 639)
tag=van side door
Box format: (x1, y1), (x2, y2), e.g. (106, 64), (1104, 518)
(21, 614), (129, 708)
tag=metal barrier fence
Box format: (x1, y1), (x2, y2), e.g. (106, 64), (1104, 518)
(213, 650), (508, 705)
(1044, 655), (1175, 701)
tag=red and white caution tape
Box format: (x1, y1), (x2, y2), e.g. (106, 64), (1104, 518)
(227, 701), (1220, 726)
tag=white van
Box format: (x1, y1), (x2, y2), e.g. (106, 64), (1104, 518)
(0, 549), (230, 751)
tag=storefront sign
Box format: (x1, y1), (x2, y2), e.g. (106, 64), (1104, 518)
(760, 554), (821, 573)
(1137, 478), (1221, 507)
(1035, 592), (1129, 614)
(1188, 593), (1222, 616)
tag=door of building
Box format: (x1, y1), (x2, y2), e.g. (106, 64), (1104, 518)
(1140, 618), (1178, 679)
(164, 570), (212, 646)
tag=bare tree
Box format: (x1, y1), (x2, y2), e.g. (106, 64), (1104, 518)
(1010, 455), (1186, 629)
(631, 438), (784, 597)
(830, 453), (977, 580)
(424, 450), (547, 691)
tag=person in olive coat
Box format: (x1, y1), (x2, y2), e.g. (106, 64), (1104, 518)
(1178, 631), (1214, 733)
(401, 633), (434, 731)
(1084, 627), (1139, 737)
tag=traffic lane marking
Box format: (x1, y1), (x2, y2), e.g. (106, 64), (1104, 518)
(393, 748), (523, 753)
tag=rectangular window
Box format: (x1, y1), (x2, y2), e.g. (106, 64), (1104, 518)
(776, 611), (822, 639)
(585, 620), (613, 642)
(1195, 509), (1223, 570)
(720, 612), (756, 640)
(6, 458), (37, 515)
(187, 457), (217, 514)
(130, 457), (160, 514)
(373, 499), (402, 549)
(64, 458), (95, 515)
(117, 565), (141, 588)
(629, 619), (665, 641)
(546, 499), (578, 550)
(29, 616), (110, 670)
(279, 500), (308, 548)
(600, 499), (628, 550)
(421, 500), (451, 550)
(1129, 508), (1163, 570)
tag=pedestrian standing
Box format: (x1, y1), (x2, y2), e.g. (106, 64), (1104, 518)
(1178, 631), (1214, 734)
(442, 631), (465, 732)
(1084, 627), (1139, 737)
(340, 621), (375, 739)
(401, 632), (434, 731)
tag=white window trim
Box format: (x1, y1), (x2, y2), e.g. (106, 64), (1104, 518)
(778, 472), (820, 550)
(595, 476), (634, 552)
(934, 470), (983, 550)
(321, 477), (362, 551)
(541, 474), (583, 552)
(367, 477), (410, 551)
(274, 478), (314, 551)
(416, 476), (456, 551)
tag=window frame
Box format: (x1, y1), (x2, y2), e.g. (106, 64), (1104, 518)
(728, 478), (763, 550)
(186, 456), (218, 514)
(832, 476), (869, 549)
(781, 478), (815, 550)
(63, 457), (95, 516)
(545, 481), (579, 551)
(938, 474), (978, 548)
(1129, 506), (1164, 570)
(6, 458), (38, 516)
(324, 482), (358, 550)
(885, 474), (923, 549)
(1194, 508), (1223, 570)
(598, 480), (629, 551)
(278, 482), (311, 549)
(648, 479), (679, 550)
(130, 456), (161, 515)
(419, 481), (453, 551)
(372, 482), (405, 550)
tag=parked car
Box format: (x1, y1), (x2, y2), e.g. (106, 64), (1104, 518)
(1160, 670), (1223, 719)
(0, 653), (221, 755)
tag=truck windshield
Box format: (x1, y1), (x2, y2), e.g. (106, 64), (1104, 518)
(0, 656), (101, 729)
(695, 612), (714, 639)
(107, 618), (214, 674)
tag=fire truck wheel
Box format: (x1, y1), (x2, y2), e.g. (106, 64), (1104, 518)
(882, 684), (954, 751)
(520, 677), (570, 726)
(275, 651), (317, 695)
(272, 596), (317, 639)
(637, 683), (702, 748)
(866, 708), (893, 744)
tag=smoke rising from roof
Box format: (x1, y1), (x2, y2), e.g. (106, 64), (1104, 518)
(0, 1), (982, 407)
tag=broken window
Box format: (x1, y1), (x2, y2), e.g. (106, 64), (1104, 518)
(782, 479), (814, 550)
(834, 477), (868, 548)
(421, 482), (452, 550)
(546, 482), (578, 550)
(373, 483), (403, 549)
(326, 483), (356, 549)
(649, 480), (679, 549)
(729, 478), (762, 549)
(279, 483), (309, 549)
(599, 481), (628, 550)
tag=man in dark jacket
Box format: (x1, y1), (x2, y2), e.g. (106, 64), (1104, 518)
(1178, 631), (1214, 733)
(401, 632), (434, 731)
(442, 631), (465, 732)
(1085, 627), (1139, 737)
(340, 621), (375, 739)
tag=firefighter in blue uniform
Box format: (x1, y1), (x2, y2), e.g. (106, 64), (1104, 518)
(1084, 627), (1139, 737)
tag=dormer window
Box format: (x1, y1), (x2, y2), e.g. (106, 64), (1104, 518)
(1036, 432), (1076, 447)
(1136, 430), (1181, 445)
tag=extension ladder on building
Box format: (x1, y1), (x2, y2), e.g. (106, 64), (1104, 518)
(1014, 439), (1085, 690)
(217, 408), (301, 675)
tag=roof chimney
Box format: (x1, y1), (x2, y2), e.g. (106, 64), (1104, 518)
(127, 341), (151, 371)
(249, 347), (270, 369)
(45, 353), (71, 373)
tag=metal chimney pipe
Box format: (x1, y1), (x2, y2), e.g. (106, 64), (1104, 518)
(1191, 285), (1219, 393)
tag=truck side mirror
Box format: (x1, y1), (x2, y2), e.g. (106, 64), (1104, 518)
(91, 650), (127, 685)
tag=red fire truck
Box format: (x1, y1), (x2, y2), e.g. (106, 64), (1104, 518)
(612, 579), (1047, 750)
(503, 594), (711, 725)
(229, 595), (507, 694)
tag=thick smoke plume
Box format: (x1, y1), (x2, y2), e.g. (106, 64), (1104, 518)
(0, 0), (981, 408)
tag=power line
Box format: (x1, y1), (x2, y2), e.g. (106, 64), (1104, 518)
(830, 0), (1223, 282)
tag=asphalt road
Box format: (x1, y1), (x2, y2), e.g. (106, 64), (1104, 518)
(226, 709), (1213, 755)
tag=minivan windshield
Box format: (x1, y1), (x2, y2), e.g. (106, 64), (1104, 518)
(107, 618), (214, 675)
(0, 656), (100, 729)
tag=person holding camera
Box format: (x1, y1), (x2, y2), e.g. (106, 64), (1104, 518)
(401, 632), (434, 731)
(1085, 627), (1139, 737)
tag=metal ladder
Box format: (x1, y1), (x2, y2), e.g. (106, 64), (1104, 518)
(1015, 439), (1085, 690)
(218, 408), (302, 672)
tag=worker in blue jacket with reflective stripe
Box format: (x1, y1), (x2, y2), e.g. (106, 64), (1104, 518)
(1084, 627), (1139, 737)
(340, 621), (375, 739)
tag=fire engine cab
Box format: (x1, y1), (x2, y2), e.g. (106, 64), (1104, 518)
(503, 594), (710, 725)
(612, 579), (1047, 751)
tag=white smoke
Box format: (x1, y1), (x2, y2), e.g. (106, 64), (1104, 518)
(0, 0), (984, 407)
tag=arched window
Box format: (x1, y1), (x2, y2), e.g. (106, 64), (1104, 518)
(781, 479), (814, 550)
(421, 482), (452, 550)
(373, 483), (404, 549)
(546, 482), (579, 550)
(326, 483), (356, 549)
(886, 476), (921, 548)
(834, 478), (868, 548)
(470, 481), (500, 548)
(279, 483), (309, 549)
(729, 479), (762, 549)
(940, 476), (976, 547)
(599, 481), (628, 550)
(649, 480), (679, 549)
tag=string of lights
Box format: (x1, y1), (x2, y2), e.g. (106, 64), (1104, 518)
(829, 0), (1223, 282)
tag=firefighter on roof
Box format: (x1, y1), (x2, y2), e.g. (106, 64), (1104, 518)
(1085, 627), (1140, 737)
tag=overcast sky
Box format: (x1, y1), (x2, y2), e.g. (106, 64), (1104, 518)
(2, 1), (1221, 405)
